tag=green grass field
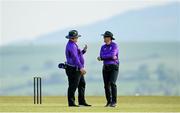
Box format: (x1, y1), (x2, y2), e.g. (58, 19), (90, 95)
(0, 96), (180, 112)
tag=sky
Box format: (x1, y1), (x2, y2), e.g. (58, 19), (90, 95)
(0, 0), (176, 46)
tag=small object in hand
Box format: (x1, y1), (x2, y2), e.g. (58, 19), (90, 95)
(84, 44), (88, 50)
(58, 63), (66, 69)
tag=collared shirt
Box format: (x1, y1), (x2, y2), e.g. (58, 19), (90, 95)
(65, 40), (85, 69)
(100, 41), (119, 65)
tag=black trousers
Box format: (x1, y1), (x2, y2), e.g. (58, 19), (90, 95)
(103, 64), (119, 104)
(65, 65), (86, 105)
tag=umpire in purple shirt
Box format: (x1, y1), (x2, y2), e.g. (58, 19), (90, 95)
(97, 31), (119, 107)
(65, 30), (91, 107)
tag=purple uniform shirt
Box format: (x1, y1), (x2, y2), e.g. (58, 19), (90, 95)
(65, 40), (86, 69)
(100, 42), (119, 65)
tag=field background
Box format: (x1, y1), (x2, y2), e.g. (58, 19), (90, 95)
(0, 42), (180, 96)
(0, 96), (180, 112)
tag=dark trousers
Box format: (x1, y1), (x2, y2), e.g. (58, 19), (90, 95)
(103, 64), (119, 104)
(65, 65), (86, 105)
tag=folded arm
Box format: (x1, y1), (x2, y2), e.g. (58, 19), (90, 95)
(100, 44), (118, 60)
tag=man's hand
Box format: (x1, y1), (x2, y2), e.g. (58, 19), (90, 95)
(83, 44), (88, 51)
(113, 56), (117, 60)
(80, 68), (86, 76)
(97, 57), (102, 61)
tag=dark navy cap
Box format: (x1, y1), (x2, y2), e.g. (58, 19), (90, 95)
(101, 31), (115, 40)
(66, 30), (81, 39)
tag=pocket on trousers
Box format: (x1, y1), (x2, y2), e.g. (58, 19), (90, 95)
(103, 65), (111, 71)
(112, 64), (119, 71)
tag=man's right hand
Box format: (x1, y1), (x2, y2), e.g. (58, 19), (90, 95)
(80, 68), (86, 76)
(113, 56), (118, 60)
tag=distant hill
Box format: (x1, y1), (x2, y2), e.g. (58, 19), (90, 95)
(22, 2), (180, 45)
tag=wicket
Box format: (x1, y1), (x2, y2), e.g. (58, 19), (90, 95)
(33, 77), (42, 104)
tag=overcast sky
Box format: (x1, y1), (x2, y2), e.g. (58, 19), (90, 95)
(0, 0), (175, 46)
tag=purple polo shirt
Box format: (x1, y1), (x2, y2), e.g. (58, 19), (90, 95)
(100, 41), (119, 65)
(65, 40), (85, 69)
